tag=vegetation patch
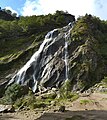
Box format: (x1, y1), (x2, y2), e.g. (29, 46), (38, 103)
(58, 80), (79, 103)
(0, 84), (30, 105)
(80, 99), (94, 105)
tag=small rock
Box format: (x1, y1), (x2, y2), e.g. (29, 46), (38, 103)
(58, 106), (65, 112)
(0, 105), (15, 113)
(52, 88), (57, 91)
(5, 74), (13, 80)
(51, 101), (56, 106)
(35, 112), (38, 114)
(53, 109), (57, 112)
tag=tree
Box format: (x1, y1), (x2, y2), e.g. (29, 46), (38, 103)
(5, 9), (12, 15)
(12, 13), (17, 18)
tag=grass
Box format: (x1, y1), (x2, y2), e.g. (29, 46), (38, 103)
(80, 99), (94, 105)
(0, 82), (79, 110)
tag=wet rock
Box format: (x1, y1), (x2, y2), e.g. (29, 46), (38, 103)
(5, 74), (14, 80)
(1, 16), (106, 94)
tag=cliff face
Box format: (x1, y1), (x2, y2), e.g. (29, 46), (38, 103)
(0, 14), (107, 94)
(68, 15), (107, 91)
(7, 23), (73, 92)
(0, 11), (75, 84)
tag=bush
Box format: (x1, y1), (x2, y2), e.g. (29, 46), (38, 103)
(59, 80), (79, 100)
(59, 80), (72, 99)
(102, 77), (107, 84)
(0, 83), (29, 104)
(14, 93), (36, 109)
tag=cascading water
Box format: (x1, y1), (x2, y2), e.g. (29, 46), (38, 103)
(64, 40), (69, 80)
(8, 29), (60, 92)
(64, 24), (73, 81)
(7, 22), (73, 92)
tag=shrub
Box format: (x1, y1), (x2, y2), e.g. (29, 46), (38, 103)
(0, 83), (29, 104)
(102, 77), (107, 84)
(59, 80), (79, 100)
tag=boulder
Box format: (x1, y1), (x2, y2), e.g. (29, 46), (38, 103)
(58, 106), (65, 112)
(0, 105), (15, 113)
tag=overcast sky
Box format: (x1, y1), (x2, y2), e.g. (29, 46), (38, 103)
(0, 0), (107, 20)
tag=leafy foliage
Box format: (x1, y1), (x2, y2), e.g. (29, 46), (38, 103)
(70, 14), (107, 89)
(59, 80), (79, 101)
(102, 77), (107, 84)
(71, 14), (107, 41)
(0, 84), (29, 104)
(0, 10), (74, 80)
(80, 99), (94, 105)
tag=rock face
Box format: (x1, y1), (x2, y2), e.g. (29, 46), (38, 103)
(68, 37), (105, 92)
(7, 23), (73, 92)
(3, 15), (106, 93)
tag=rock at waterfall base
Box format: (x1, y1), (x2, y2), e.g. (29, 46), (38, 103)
(0, 105), (15, 113)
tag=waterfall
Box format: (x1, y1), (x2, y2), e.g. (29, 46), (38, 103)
(64, 22), (74, 81)
(7, 22), (74, 92)
(64, 29), (71, 81)
(8, 29), (58, 92)
(64, 40), (69, 80)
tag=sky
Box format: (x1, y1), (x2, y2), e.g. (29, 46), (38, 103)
(0, 0), (107, 20)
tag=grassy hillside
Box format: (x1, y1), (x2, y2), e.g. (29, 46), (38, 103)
(1, 13), (107, 109)
(72, 14), (107, 66)
(0, 10), (75, 83)
(69, 14), (107, 90)
(1, 11), (107, 91)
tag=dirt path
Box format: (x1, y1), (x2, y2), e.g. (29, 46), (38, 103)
(0, 93), (107, 120)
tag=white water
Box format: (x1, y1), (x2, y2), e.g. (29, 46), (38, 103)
(64, 28), (72, 81)
(64, 40), (69, 80)
(8, 22), (73, 92)
(8, 29), (58, 92)
(63, 22), (74, 81)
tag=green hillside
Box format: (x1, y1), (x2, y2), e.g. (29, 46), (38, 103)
(69, 14), (107, 91)
(1, 11), (107, 110)
(0, 10), (75, 83)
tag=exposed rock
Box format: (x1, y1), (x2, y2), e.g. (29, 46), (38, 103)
(5, 70), (17, 80)
(68, 36), (105, 92)
(58, 105), (65, 112)
(6, 23), (73, 93)
(37, 90), (57, 100)
(0, 105), (15, 113)
(1, 15), (106, 94)
(50, 101), (56, 106)
(0, 80), (9, 97)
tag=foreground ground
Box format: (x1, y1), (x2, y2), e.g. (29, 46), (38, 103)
(0, 92), (107, 120)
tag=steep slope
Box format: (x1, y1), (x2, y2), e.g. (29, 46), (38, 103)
(68, 14), (107, 91)
(0, 11), (75, 84)
(1, 14), (107, 95)
(6, 23), (73, 93)
(0, 9), (17, 21)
